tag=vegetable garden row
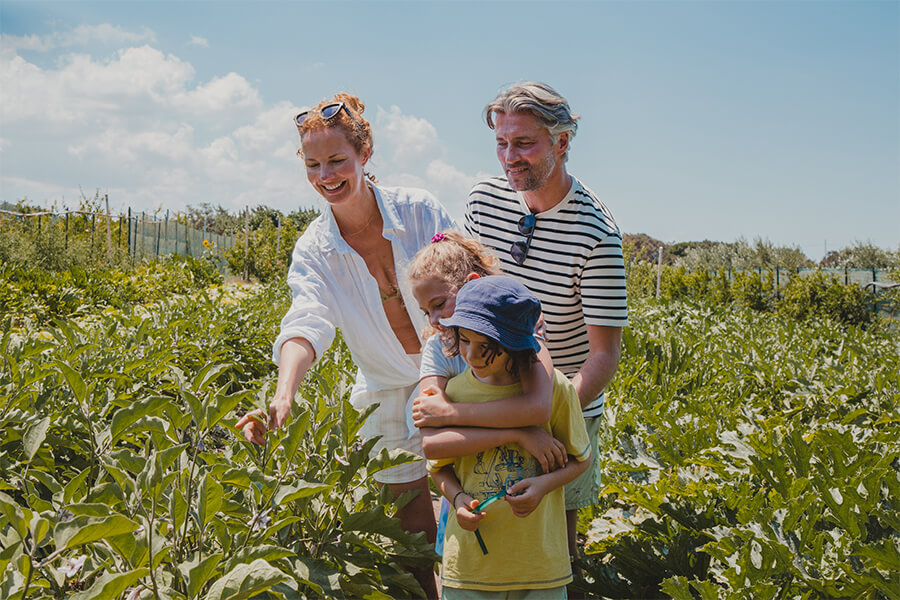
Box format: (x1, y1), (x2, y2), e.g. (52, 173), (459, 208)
(1, 264), (897, 598)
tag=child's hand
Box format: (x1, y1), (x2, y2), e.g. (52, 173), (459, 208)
(412, 385), (454, 428)
(505, 478), (549, 518)
(517, 427), (567, 473)
(454, 495), (485, 531)
(235, 410), (267, 445)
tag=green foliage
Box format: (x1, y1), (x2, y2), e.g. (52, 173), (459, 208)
(0, 195), (132, 272)
(0, 256), (223, 327)
(778, 270), (873, 327)
(821, 241), (900, 269)
(0, 280), (434, 599)
(225, 207), (319, 284)
(575, 300), (900, 598)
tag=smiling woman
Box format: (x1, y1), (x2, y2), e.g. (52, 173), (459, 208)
(234, 92), (455, 598)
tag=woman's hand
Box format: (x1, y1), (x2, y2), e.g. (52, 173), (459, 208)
(235, 395), (293, 446)
(412, 385), (455, 428)
(505, 478), (550, 518)
(455, 495), (485, 532)
(268, 395), (293, 430)
(516, 427), (567, 473)
(235, 411), (267, 445)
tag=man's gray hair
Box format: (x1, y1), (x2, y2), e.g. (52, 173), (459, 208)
(484, 81), (580, 143)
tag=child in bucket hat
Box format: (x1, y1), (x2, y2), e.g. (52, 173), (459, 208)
(425, 275), (593, 598)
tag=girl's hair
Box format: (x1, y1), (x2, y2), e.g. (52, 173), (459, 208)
(296, 92), (376, 183)
(446, 327), (537, 380)
(409, 231), (502, 290)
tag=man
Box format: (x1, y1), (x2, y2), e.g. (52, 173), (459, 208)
(465, 81), (627, 566)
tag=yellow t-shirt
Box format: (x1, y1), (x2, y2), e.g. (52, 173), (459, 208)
(427, 368), (591, 591)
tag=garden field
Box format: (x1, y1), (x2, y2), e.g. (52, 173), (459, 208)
(1, 265), (898, 599)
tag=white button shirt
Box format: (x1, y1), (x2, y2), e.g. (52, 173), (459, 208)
(273, 185), (457, 393)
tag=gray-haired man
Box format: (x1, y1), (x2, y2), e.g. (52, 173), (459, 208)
(466, 81), (628, 563)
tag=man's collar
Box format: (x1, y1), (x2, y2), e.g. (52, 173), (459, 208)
(522, 174), (575, 214)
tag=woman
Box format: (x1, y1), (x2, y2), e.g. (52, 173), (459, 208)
(237, 93), (453, 598)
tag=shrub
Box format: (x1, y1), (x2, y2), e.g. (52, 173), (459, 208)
(778, 270), (873, 327)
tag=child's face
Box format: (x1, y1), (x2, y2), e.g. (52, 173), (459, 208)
(412, 278), (458, 331)
(458, 328), (514, 385)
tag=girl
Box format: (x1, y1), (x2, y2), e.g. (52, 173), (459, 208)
(409, 232), (568, 472)
(426, 275), (591, 598)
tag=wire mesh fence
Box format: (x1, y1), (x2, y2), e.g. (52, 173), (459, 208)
(1, 205), (236, 271)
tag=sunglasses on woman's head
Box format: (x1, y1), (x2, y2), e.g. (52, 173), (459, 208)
(295, 102), (363, 131)
(509, 213), (536, 265)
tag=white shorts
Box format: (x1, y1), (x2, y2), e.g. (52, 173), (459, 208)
(353, 381), (427, 485)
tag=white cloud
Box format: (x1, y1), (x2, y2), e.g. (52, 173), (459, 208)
(233, 102), (300, 151)
(0, 24), (156, 52)
(170, 72), (261, 113)
(375, 105), (440, 168)
(0, 35), (477, 222)
(188, 35), (209, 48)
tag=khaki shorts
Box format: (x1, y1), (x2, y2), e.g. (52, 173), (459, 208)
(442, 585), (567, 600)
(564, 414), (602, 511)
(354, 382), (427, 485)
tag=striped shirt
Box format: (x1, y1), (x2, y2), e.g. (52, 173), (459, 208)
(465, 176), (627, 415)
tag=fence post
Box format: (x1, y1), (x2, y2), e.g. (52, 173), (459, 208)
(276, 216), (281, 255)
(105, 194), (112, 262)
(155, 216), (161, 257)
(65, 211), (69, 250)
(165, 210), (170, 256)
(243, 206), (250, 282)
(655, 246), (663, 299)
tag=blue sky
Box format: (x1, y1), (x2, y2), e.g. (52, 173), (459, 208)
(1, 0), (897, 261)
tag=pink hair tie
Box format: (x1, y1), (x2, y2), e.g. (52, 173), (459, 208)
(431, 232), (446, 243)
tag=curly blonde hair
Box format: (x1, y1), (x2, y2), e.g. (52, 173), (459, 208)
(409, 231), (502, 289)
(296, 92), (376, 183)
(409, 231), (503, 341)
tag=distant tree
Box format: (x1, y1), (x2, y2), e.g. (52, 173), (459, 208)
(819, 241), (897, 269)
(623, 233), (664, 263)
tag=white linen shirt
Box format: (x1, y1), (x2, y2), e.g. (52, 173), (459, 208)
(273, 185), (457, 393)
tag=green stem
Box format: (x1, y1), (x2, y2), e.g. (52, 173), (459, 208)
(175, 432), (203, 562)
(239, 466), (289, 550)
(147, 496), (161, 600)
(20, 549), (35, 600)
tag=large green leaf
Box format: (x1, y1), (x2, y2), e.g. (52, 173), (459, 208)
(68, 567), (148, 600)
(54, 361), (87, 405)
(110, 396), (170, 442)
(203, 558), (289, 600)
(178, 552), (224, 599)
(199, 472), (224, 530)
(272, 481), (332, 506)
(192, 362), (230, 393)
(23, 416), (50, 463)
(54, 514), (140, 551)
(0, 491), (29, 540)
(220, 545), (295, 575)
(206, 390), (248, 430)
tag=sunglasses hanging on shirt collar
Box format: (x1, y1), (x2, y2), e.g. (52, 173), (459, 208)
(509, 213), (536, 265)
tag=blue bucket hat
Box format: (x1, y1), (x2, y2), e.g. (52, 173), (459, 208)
(439, 275), (541, 352)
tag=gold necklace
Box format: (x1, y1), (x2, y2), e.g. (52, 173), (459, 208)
(341, 208), (379, 238)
